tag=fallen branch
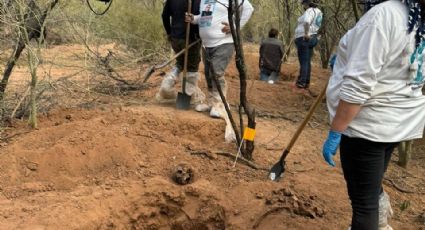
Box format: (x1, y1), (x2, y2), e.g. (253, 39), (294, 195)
(253, 207), (288, 229)
(384, 177), (425, 194)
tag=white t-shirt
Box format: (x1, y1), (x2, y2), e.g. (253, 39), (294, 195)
(295, 7), (323, 38)
(326, 0), (425, 142)
(193, 0), (254, 48)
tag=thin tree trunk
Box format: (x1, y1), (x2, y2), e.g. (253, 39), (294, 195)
(228, 0), (256, 160)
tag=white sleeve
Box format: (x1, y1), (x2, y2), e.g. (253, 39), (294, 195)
(340, 24), (389, 104)
(301, 9), (314, 25)
(239, 0), (254, 28)
(193, 15), (201, 24)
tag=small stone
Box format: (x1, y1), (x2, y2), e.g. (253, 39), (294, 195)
(256, 193), (264, 199)
(81, 150), (87, 155)
(265, 198), (273, 205)
(283, 188), (293, 196)
(233, 209), (240, 216)
(65, 115), (72, 120)
(26, 162), (38, 171)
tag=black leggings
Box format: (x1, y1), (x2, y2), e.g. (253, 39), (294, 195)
(340, 135), (398, 230)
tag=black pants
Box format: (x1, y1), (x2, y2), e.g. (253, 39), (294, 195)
(340, 135), (398, 230)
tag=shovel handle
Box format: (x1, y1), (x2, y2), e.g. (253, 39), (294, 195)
(284, 80), (329, 156)
(182, 0), (192, 94)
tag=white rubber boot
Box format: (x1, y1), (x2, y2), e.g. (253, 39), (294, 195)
(209, 79), (227, 119)
(379, 191), (394, 230)
(156, 67), (180, 102)
(195, 90), (213, 112)
(185, 72), (206, 106)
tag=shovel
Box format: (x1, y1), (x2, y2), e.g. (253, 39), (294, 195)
(176, 0), (193, 110)
(269, 81), (328, 181)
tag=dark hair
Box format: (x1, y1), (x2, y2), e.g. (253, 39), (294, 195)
(268, 28), (279, 38)
(302, 0), (319, 8)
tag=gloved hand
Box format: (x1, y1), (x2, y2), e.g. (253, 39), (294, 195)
(322, 130), (342, 167)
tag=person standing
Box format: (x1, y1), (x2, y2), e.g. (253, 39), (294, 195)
(293, 0), (322, 96)
(259, 28), (284, 84)
(157, 0), (205, 106)
(186, 0), (254, 118)
(322, 1), (425, 229)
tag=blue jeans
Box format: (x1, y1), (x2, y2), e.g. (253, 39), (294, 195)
(260, 68), (270, 81)
(295, 35), (318, 89)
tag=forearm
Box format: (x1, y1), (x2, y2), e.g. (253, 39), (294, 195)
(303, 23), (309, 36)
(331, 100), (361, 132)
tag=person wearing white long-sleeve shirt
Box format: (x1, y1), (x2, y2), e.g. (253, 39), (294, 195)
(186, 0), (254, 118)
(322, 1), (425, 229)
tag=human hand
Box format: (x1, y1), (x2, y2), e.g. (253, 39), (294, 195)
(322, 130), (342, 167)
(221, 22), (231, 34)
(185, 13), (194, 23)
(303, 34), (311, 41)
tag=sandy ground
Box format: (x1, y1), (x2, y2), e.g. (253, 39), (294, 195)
(0, 44), (424, 230)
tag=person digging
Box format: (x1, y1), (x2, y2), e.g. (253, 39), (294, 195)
(156, 0), (205, 107)
(185, 0), (254, 119)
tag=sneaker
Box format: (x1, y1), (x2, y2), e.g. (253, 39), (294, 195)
(268, 80), (275, 84)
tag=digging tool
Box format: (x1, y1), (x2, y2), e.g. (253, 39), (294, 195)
(141, 39), (201, 85)
(269, 80), (328, 181)
(176, 0), (193, 110)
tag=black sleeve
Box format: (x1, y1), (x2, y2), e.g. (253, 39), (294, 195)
(192, 0), (200, 15)
(162, 0), (171, 35)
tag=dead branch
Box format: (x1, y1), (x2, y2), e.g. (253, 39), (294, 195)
(384, 177), (425, 195)
(253, 207), (288, 229)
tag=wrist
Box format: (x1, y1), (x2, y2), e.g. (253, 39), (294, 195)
(328, 130), (342, 139)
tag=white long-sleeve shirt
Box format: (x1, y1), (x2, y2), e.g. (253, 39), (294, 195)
(193, 0), (254, 48)
(295, 7), (323, 38)
(327, 0), (425, 142)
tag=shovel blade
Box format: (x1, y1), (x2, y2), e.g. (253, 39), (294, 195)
(176, 92), (191, 110)
(269, 159), (286, 181)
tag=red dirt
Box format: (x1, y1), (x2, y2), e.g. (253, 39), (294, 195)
(0, 45), (424, 230)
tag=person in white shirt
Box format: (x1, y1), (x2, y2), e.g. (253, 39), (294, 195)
(293, 0), (323, 96)
(186, 0), (254, 118)
(322, 1), (425, 229)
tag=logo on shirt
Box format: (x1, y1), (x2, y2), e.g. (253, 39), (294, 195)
(315, 15), (323, 27)
(199, 0), (216, 28)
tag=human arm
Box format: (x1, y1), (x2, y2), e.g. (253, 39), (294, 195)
(161, 0), (171, 39)
(322, 23), (389, 166)
(239, 0), (254, 28)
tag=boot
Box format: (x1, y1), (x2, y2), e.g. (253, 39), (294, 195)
(195, 90), (213, 112)
(185, 72), (206, 106)
(378, 191), (394, 230)
(209, 80), (227, 119)
(156, 67), (180, 102)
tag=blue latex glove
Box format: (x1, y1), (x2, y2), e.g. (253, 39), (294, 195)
(322, 130), (342, 167)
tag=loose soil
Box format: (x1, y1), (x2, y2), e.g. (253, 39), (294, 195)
(0, 44), (424, 230)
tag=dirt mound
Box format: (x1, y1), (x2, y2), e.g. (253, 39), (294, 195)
(0, 45), (424, 229)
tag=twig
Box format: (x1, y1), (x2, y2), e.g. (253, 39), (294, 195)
(10, 85), (30, 120)
(253, 207), (288, 229)
(384, 177), (425, 194)
(0, 131), (31, 142)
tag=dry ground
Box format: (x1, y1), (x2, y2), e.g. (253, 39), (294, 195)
(0, 44), (424, 229)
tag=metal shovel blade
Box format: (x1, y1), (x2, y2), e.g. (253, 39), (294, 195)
(269, 149), (289, 181)
(269, 159), (286, 181)
(176, 92), (191, 110)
